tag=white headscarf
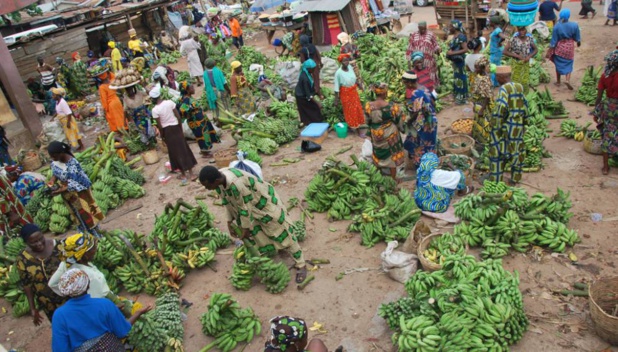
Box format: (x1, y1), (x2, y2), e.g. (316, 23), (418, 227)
(337, 32), (350, 45)
(431, 170), (462, 190)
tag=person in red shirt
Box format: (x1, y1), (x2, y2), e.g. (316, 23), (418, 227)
(593, 50), (618, 175)
(228, 13), (243, 49)
(410, 51), (435, 94)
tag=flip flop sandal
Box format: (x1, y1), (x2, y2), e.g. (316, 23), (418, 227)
(295, 267), (308, 284)
(565, 82), (574, 90)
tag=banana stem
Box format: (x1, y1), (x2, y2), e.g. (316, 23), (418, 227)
(388, 209), (421, 227)
(297, 275), (315, 290)
(199, 341), (217, 352)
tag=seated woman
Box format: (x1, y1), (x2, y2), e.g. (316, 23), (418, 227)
(264, 316), (337, 352)
(51, 268), (151, 352)
(414, 152), (473, 213)
(4, 165), (45, 206)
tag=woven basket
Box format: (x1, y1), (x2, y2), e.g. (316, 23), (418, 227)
(441, 134), (475, 156)
(401, 220), (432, 254)
(450, 118), (474, 135)
(214, 148), (237, 169)
(417, 234), (444, 272)
(21, 154), (42, 171)
(584, 133), (603, 155)
(589, 277), (618, 346)
(439, 154), (475, 186)
(142, 149), (160, 165)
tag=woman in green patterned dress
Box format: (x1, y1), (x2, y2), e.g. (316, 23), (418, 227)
(55, 57), (71, 96)
(470, 57), (493, 145)
(16, 224), (66, 326)
(70, 52), (91, 97)
(504, 27), (538, 93)
(177, 81), (220, 156)
(229, 61), (256, 115)
(364, 83), (406, 181)
(447, 20), (469, 105)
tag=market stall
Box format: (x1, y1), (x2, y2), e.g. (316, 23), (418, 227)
(433, 0), (490, 34)
(258, 12), (307, 45)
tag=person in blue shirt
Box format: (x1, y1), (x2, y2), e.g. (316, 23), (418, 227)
(51, 268), (151, 352)
(488, 17), (507, 87)
(538, 0), (564, 29)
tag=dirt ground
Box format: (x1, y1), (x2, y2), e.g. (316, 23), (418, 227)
(2, 2), (618, 351)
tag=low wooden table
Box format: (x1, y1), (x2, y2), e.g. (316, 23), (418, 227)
(262, 22), (304, 44)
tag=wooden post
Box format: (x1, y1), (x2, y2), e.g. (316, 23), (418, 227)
(0, 38), (42, 142)
(126, 13), (133, 29)
(337, 11), (348, 34)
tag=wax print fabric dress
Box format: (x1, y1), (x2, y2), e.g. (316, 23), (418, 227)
(509, 34), (534, 93)
(489, 82), (528, 183)
(364, 101), (405, 169)
(414, 153), (466, 213)
(177, 94), (220, 153)
(471, 73), (493, 144)
(403, 89), (437, 167)
(0, 174), (33, 237)
(216, 168), (305, 266)
(449, 33), (469, 104)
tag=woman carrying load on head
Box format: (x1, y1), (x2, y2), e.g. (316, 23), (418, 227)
(504, 26), (538, 93)
(334, 54), (365, 137)
(337, 32), (362, 85)
(295, 59), (324, 125)
(548, 9), (581, 90)
(593, 50), (618, 175)
(230, 61), (256, 115)
(98, 71), (128, 132)
(364, 83), (406, 181)
(178, 81), (220, 157)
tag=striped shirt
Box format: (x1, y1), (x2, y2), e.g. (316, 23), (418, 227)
(38, 64), (55, 86)
(413, 67), (435, 92)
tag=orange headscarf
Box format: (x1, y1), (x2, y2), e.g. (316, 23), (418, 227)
(338, 53), (351, 63)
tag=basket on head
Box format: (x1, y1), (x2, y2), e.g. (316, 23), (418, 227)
(417, 234), (443, 272)
(441, 134), (475, 156)
(439, 154), (475, 187)
(589, 277), (618, 346)
(214, 148), (237, 169)
(583, 133), (603, 155)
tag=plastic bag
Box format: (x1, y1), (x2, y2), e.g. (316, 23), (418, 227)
(301, 140), (321, 153)
(361, 139), (373, 161)
(381, 241), (419, 284)
(42, 120), (67, 144)
(230, 151), (263, 180)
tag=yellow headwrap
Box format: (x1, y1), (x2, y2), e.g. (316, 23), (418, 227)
(61, 233), (96, 264)
(231, 61), (242, 75)
(108, 41), (116, 49)
(51, 87), (66, 97)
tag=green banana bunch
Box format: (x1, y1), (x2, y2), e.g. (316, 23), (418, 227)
(0, 265), (28, 317)
(128, 310), (168, 352)
(253, 257), (291, 294)
(587, 130), (602, 140)
(200, 293), (261, 352)
(154, 292), (184, 351)
(236, 140), (262, 165)
(289, 220), (307, 242)
(4, 238), (26, 259)
(576, 65), (602, 105)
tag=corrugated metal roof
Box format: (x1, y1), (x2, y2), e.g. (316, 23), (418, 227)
(294, 0), (351, 12)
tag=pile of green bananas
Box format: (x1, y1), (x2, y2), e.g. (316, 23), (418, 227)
(26, 191), (72, 234)
(128, 309), (169, 352)
(320, 88), (345, 126)
(380, 255), (528, 351)
(422, 233), (467, 266)
(230, 244), (291, 293)
(200, 293), (262, 352)
(154, 292), (185, 352)
(559, 119), (592, 141)
(529, 44), (551, 87)
(453, 181), (580, 257)
(158, 51), (181, 65)
(587, 130), (601, 140)
(236, 141), (263, 165)
(2, 238), (26, 261)
(305, 156), (420, 247)
(576, 65), (602, 106)
(437, 40), (454, 95)
(0, 264), (29, 317)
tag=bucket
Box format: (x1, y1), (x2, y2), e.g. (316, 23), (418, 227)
(334, 122), (348, 138)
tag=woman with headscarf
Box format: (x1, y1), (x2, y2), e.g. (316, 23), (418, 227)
(337, 32), (362, 85)
(86, 51), (98, 66)
(47, 141), (104, 237)
(49, 233), (110, 298)
(52, 87), (84, 151)
(150, 87), (198, 184)
(108, 41), (122, 72)
(605, 0), (617, 25)
(230, 61), (256, 115)
(548, 9), (581, 90)
(4, 165), (45, 206)
(410, 52), (435, 94)
(98, 71), (128, 132)
(465, 38), (484, 88)
(180, 34), (204, 86)
(504, 26), (538, 93)
(55, 57), (71, 94)
(414, 152), (472, 213)
(0, 173), (32, 237)
(69, 52), (91, 97)
(488, 17), (507, 87)
(470, 57), (493, 145)
(122, 86), (155, 143)
(264, 316), (329, 352)
(295, 59), (324, 125)
(178, 81), (220, 156)
(446, 20), (469, 105)
(16, 224), (66, 326)
(406, 21), (441, 86)
(402, 71), (437, 168)
(298, 34), (323, 98)
(51, 268), (152, 352)
(593, 50), (618, 175)
(364, 83), (406, 181)
(0, 125), (13, 166)
(335, 54), (365, 136)
(203, 58), (230, 121)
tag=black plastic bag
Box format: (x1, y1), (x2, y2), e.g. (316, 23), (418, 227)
(301, 140), (321, 153)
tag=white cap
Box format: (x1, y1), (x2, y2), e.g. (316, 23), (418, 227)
(149, 87), (161, 99)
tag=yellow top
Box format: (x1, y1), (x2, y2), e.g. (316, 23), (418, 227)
(111, 48), (122, 72)
(128, 39), (143, 53)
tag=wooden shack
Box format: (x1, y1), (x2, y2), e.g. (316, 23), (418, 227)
(294, 0), (367, 46)
(433, 0), (490, 33)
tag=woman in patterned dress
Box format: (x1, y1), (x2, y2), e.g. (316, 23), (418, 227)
(447, 20), (469, 104)
(470, 57), (493, 145)
(593, 50), (618, 175)
(16, 224), (67, 326)
(414, 152), (471, 213)
(123, 86), (156, 143)
(264, 316), (329, 352)
(0, 174), (33, 237)
(230, 61), (256, 115)
(4, 165), (45, 206)
(549, 9), (581, 89)
(504, 26), (538, 93)
(70, 52), (91, 97)
(55, 57), (71, 94)
(337, 32), (362, 85)
(406, 21), (441, 86)
(177, 81), (220, 156)
(47, 141), (104, 237)
(334, 54), (365, 136)
(402, 71), (438, 169)
(364, 83), (406, 181)
(52, 87), (84, 151)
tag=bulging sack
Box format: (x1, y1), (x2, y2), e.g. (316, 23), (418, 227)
(381, 241), (419, 284)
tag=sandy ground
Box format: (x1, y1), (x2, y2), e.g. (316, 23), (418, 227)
(2, 2), (618, 352)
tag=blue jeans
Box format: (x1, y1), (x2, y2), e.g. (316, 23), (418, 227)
(232, 35), (244, 49)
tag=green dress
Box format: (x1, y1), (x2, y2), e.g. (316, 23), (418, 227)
(70, 60), (91, 97)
